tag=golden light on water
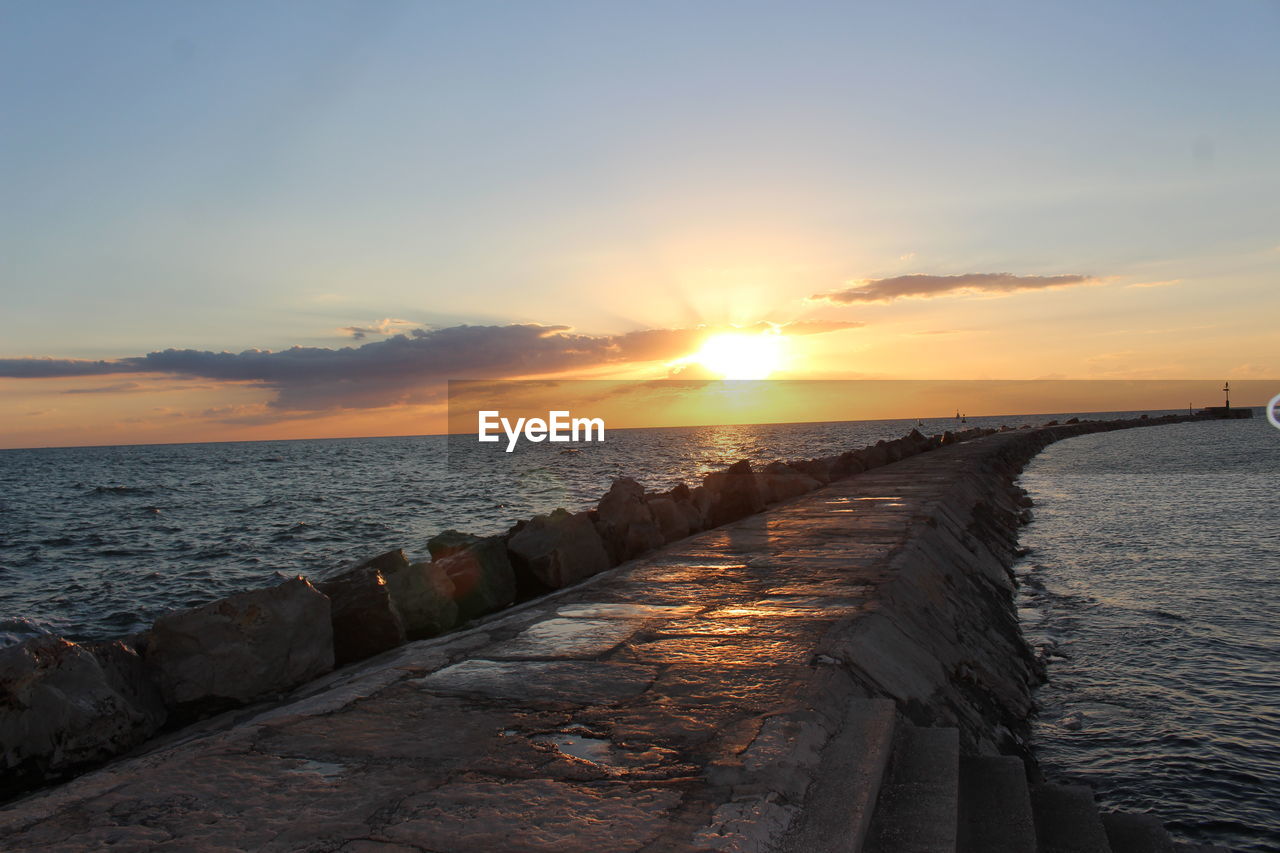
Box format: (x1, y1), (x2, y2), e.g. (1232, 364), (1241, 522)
(691, 331), (785, 379)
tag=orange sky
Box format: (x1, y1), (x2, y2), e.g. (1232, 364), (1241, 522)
(2, 329), (1273, 449)
(3, 4), (1278, 448)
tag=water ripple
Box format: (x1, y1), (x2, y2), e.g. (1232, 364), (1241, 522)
(1019, 418), (1280, 852)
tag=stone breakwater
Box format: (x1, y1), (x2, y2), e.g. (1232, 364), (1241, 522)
(0, 413), (1225, 851)
(1, 422), (979, 798)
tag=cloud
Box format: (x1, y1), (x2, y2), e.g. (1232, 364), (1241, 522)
(1126, 279), (1180, 289)
(1085, 350), (1136, 363)
(339, 318), (422, 339)
(1228, 364), (1278, 379)
(753, 320), (865, 335)
(62, 381), (144, 394)
(0, 358), (132, 378)
(0, 320), (853, 415)
(812, 272), (1097, 304)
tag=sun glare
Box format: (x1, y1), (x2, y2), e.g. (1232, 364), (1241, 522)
(693, 331), (784, 380)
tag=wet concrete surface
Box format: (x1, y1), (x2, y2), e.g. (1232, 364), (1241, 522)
(0, 433), (1048, 852)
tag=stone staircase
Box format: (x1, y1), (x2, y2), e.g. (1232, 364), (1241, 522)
(793, 700), (1226, 853)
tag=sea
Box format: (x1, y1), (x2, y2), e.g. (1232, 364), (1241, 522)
(1, 409), (1276, 848)
(1017, 415), (1279, 852)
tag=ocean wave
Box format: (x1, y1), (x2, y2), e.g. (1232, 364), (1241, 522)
(87, 485), (162, 497)
(0, 616), (60, 649)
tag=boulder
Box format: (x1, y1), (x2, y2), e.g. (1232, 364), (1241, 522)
(393, 561), (458, 638)
(431, 535), (517, 620)
(789, 458), (834, 485)
(862, 444), (891, 468)
(835, 450), (868, 478)
(86, 638), (167, 733)
(759, 461), (822, 503)
(1, 636), (166, 797)
(901, 429), (931, 456)
(341, 549), (458, 641)
(319, 561), (407, 666)
(595, 477), (665, 562)
(665, 482), (705, 535)
(506, 509), (611, 593)
(703, 460), (765, 527)
(677, 500), (704, 535)
(689, 485), (713, 526)
(426, 529), (480, 560)
(376, 550), (458, 640)
(145, 576), (333, 717)
(646, 496), (690, 543)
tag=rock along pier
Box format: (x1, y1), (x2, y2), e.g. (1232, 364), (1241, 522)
(0, 415), (1238, 851)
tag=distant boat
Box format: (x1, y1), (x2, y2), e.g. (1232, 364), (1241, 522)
(560, 448), (581, 455)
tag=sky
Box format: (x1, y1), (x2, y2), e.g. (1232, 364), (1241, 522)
(1, 0), (1277, 447)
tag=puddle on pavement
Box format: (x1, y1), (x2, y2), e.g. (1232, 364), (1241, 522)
(824, 494), (906, 507)
(706, 597), (865, 619)
(532, 732), (618, 765)
(557, 603), (700, 619)
(287, 760), (346, 779)
(828, 495), (905, 505)
(489, 617), (638, 657)
(524, 618), (618, 641)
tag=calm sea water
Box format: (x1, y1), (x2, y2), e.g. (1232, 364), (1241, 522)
(1018, 417), (1279, 852)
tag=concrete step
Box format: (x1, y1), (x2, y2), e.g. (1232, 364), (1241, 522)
(779, 698), (897, 853)
(864, 725), (960, 853)
(1101, 812), (1176, 853)
(1031, 783), (1113, 853)
(957, 755), (1037, 853)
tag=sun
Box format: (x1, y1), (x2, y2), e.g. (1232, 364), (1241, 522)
(692, 331), (784, 379)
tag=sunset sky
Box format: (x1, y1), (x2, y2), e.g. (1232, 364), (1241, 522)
(2, 1), (1277, 448)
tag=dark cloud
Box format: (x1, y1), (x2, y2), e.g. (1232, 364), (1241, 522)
(0, 358), (132, 378)
(812, 273), (1097, 304)
(0, 321), (850, 414)
(126, 325), (628, 410)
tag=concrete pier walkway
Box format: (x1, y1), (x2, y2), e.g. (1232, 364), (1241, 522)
(0, 426), (1207, 852)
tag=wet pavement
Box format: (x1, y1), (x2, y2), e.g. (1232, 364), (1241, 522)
(0, 434), (1032, 852)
